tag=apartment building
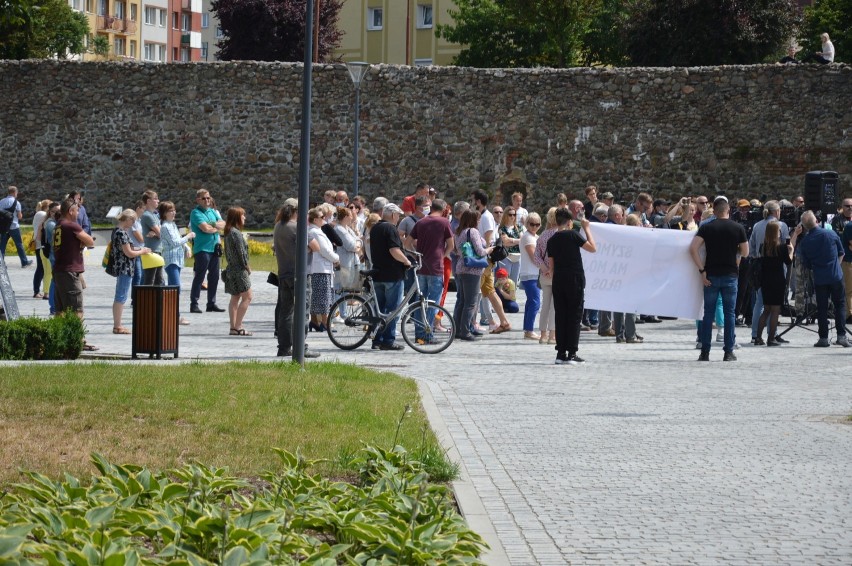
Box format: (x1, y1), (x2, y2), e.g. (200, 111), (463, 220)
(168, 0), (202, 61)
(335, 1), (460, 66)
(69, 0), (142, 60)
(199, 0), (220, 61)
(141, 0), (169, 62)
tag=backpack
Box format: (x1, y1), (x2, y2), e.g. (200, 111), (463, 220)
(103, 229), (118, 277)
(0, 198), (17, 235)
(41, 223), (50, 258)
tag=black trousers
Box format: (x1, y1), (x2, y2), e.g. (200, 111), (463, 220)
(552, 273), (585, 356)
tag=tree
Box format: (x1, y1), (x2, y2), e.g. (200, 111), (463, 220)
(437, 0), (603, 68)
(624, 0), (798, 66)
(212, 0), (342, 62)
(799, 0), (850, 63)
(0, 0), (88, 59)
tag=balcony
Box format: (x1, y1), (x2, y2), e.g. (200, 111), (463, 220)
(97, 16), (137, 34)
(181, 33), (189, 45)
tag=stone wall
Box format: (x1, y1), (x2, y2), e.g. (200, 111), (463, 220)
(1, 60), (850, 225)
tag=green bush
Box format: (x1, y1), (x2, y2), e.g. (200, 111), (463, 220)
(0, 447), (488, 564)
(0, 312), (85, 360)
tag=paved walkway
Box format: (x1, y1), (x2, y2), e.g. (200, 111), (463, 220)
(3, 249), (852, 565)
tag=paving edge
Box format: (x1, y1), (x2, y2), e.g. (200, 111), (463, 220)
(416, 379), (510, 566)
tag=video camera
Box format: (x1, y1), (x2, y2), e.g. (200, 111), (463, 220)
(779, 205), (803, 231)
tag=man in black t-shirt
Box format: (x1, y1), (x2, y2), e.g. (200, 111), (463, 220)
(690, 196), (749, 361)
(545, 208), (597, 365)
(369, 203), (412, 351)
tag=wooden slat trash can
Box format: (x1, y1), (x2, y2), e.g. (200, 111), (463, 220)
(132, 285), (179, 359)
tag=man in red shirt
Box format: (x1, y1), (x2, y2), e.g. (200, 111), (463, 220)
(409, 199), (454, 341)
(401, 182), (430, 216)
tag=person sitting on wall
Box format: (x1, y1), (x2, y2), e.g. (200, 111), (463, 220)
(801, 33), (835, 64)
(778, 46), (800, 64)
(494, 267), (519, 314)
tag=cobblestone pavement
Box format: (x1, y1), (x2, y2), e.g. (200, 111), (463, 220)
(4, 252), (852, 564)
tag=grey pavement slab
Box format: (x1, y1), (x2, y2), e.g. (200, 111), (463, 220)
(3, 247), (852, 564)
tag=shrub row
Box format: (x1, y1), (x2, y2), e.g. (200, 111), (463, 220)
(0, 446), (487, 564)
(0, 312), (85, 360)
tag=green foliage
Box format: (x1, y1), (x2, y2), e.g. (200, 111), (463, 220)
(0, 448), (487, 564)
(800, 0), (850, 63)
(0, 311), (84, 360)
(0, 0), (89, 59)
(91, 34), (110, 57)
(624, 0), (798, 66)
(246, 238), (272, 256)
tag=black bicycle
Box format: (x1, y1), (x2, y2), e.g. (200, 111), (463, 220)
(327, 252), (456, 354)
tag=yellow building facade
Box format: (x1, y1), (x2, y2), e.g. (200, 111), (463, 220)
(71, 0), (142, 60)
(336, 0), (461, 65)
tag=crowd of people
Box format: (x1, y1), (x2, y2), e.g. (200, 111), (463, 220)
(3, 181), (851, 363)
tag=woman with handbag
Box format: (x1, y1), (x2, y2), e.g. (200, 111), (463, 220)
(453, 209), (494, 341)
(308, 207), (339, 332)
(222, 207), (253, 336)
(498, 205), (523, 283)
(110, 209), (152, 334)
(754, 222), (792, 346)
(334, 206), (363, 292)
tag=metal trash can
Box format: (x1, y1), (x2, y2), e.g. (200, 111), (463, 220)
(132, 285), (179, 359)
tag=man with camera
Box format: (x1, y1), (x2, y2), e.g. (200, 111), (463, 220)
(794, 211), (850, 347)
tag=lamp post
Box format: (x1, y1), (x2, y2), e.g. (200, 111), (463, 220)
(346, 61), (369, 197)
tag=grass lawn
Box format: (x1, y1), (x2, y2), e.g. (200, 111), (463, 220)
(0, 361), (447, 484)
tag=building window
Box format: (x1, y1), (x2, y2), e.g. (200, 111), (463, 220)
(70, 0), (83, 12)
(215, 26), (222, 38)
(86, 0), (93, 13)
(416, 4), (432, 28)
(201, 41), (208, 59)
(144, 6), (155, 24)
(129, 39), (136, 58)
(414, 58), (432, 66)
(158, 8), (165, 26)
(130, 4), (137, 20)
(367, 7), (382, 30)
(97, 0), (106, 16)
(158, 44), (166, 61)
(202, 12), (209, 28)
(180, 47), (190, 61)
(114, 37), (125, 55)
(144, 42), (155, 60)
(172, 11), (178, 29)
(114, 1), (125, 19)
(181, 13), (190, 31)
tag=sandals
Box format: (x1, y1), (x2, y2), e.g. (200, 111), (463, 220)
(491, 322), (511, 335)
(229, 328), (253, 336)
(112, 327), (130, 335)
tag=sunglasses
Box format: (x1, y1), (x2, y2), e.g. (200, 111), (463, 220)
(507, 213), (516, 216)
(493, 210), (503, 214)
(529, 222), (541, 227)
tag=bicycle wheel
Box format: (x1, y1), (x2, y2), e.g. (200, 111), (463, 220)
(327, 294), (376, 350)
(400, 301), (456, 354)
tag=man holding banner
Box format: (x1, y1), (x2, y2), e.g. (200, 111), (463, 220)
(690, 196), (749, 362)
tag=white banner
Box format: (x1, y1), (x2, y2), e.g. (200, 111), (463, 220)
(580, 223), (705, 320)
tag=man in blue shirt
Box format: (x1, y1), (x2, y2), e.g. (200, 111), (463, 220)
(794, 211), (850, 347)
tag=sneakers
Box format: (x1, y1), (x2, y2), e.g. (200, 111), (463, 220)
(766, 340), (780, 347)
(773, 335), (789, 344)
(723, 351), (737, 362)
(377, 342), (404, 351)
(555, 353), (569, 365)
(835, 336), (851, 348)
(814, 338), (831, 347)
(697, 350), (710, 361)
(616, 336), (625, 344)
(627, 336), (644, 344)
(21, 260), (33, 268)
(566, 354), (585, 365)
(715, 330), (724, 342)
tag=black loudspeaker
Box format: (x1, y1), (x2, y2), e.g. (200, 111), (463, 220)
(804, 171), (839, 214)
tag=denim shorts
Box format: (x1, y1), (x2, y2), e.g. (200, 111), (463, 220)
(114, 273), (133, 304)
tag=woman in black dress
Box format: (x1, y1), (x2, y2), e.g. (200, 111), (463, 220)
(756, 222), (792, 346)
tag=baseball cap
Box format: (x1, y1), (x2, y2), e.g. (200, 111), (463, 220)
(750, 199), (762, 207)
(600, 191), (614, 200)
(713, 196), (729, 206)
(653, 198), (671, 207)
(495, 267), (509, 279)
(383, 203), (404, 216)
(737, 199), (750, 207)
(283, 197), (298, 208)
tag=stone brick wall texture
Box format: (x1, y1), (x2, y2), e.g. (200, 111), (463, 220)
(1, 60), (850, 225)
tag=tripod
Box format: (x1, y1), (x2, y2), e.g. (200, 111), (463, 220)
(776, 257), (850, 339)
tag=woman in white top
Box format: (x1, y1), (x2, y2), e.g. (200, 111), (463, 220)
(803, 32), (835, 64)
(31, 199), (51, 298)
(333, 206), (363, 292)
(519, 212), (542, 340)
(307, 206), (339, 332)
